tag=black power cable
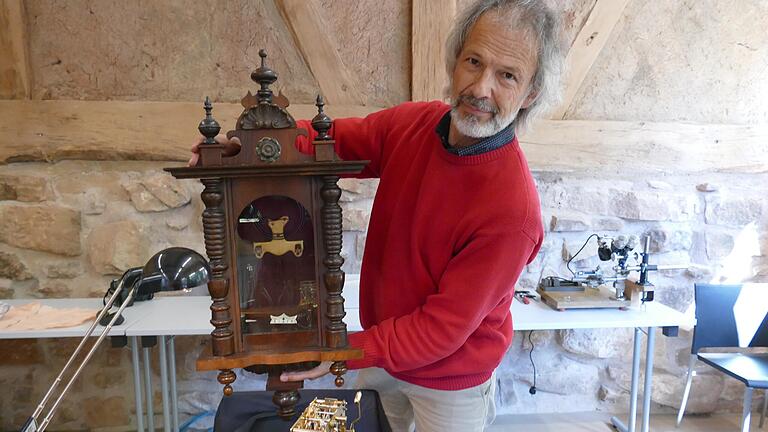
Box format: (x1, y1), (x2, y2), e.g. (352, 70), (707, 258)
(528, 330), (537, 395)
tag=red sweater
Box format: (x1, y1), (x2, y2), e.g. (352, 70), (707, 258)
(296, 101), (543, 390)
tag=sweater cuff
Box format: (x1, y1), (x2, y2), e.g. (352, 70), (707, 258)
(346, 331), (380, 370)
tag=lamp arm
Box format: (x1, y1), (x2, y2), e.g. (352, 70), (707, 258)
(27, 276), (127, 428)
(21, 284), (137, 432)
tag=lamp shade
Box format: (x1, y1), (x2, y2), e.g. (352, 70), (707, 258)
(136, 247), (211, 295)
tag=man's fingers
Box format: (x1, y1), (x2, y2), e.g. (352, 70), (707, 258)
(280, 362), (331, 382)
(188, 153), (199, 167)
(224, 136), (242, 156)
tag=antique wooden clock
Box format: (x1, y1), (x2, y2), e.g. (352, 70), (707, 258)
(166, 50), (366, 418)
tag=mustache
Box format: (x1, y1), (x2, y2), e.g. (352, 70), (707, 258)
(454, 94), (498, 115)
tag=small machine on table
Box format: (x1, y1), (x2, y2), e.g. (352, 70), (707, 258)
(537, 234), (684, 311)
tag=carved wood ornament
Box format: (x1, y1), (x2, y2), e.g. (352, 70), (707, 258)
(166, 50), (366, 419)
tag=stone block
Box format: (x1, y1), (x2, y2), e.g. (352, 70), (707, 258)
(558, 328), (634, 359)
(83, 190), (107, 215)
(342, 208), (371, 232)
(644, 227), (693, 253)
(651, 371), (722, 412)
(608, 189), (696, 221)
(356, 233), (367, 259)
(123, 173), (191, 212)
(166, 214), (190, 231)
(696, 183), (719, 192)
(0, 251), (33, 280)
(705, 231), (736, 259)
(0, 204), (82, 256)
(550, 213), (590, 232)
(338, 178), (379, 202)
(45, 261), (82, 279)
(705, 195), (762, 227)
(647, 180), (673, 190)
(517, 355), (600, 395)
(88, 221), (150, 275)
(0, 340), (44, 365)
(35, 282), (73, 298)
(591, 217), (624, 232)
(0, 174), (49, 202)
(83, 396), (129, 428)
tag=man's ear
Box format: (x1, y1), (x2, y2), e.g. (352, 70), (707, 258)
(521, 88), (539, 110)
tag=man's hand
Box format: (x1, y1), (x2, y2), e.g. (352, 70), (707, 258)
(280, 361), (333, 382)
(188, 134), (242, 166)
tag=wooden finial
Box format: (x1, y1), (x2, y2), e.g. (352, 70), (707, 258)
(198, 96), (221, 145)
(251, 49), (277, 103)
(311, 94), (332, 141)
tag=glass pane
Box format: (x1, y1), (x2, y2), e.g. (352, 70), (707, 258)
(236, 195), (318, 339)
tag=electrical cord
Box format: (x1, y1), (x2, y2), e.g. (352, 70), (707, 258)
(528, 330), (537, 395)
(566, 233), (598, 275)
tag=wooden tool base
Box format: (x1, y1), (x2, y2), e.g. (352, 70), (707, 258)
(538, 285), (630, 310)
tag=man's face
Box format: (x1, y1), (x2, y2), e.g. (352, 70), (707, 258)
(450, 12), (539, 138)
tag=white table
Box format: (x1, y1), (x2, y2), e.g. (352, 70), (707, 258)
(0, 298), (146, 338)
(1, 280), (692, 432)
(511, 298), (694, 432)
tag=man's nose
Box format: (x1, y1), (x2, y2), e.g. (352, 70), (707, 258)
(468, 68), (494, 99)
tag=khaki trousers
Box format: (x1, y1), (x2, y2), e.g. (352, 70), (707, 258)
(355, 367), (497, 432)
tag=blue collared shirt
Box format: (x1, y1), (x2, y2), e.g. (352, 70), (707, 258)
(435, 111), (515, 156)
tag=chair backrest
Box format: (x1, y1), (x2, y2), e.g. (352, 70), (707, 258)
(692, 283), (768, 354)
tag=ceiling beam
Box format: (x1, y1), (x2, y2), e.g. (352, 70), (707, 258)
(1, 100), (765, 175)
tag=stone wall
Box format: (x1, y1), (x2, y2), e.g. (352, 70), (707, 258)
(1, 0), (768, 430)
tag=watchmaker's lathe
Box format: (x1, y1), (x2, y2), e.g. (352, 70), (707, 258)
(538, 234), (685, 310)
(166, 50), (367, 419)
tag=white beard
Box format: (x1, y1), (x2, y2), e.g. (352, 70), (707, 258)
(450, 102), (519, 139)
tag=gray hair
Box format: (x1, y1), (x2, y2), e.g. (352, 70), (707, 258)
(445, 0), (565, 131)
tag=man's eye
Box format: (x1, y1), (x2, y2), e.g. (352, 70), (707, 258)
(503, 72), (516, 81)
(467, 57), (480, 66)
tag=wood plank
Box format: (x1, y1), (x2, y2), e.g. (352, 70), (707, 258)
(275, 0), (365, 106)
(550, 0), (631, 119)
(0, 100), (380, 164)
(519, 119), (768, 174)
(411, 0), (457, 101)
(0, 0), (32, 99)
(1, 100), (766, 174)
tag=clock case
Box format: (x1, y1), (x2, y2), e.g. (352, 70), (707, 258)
(166, 50), (366, 419)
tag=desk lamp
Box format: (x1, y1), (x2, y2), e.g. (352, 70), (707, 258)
(20, 247), (210, 432)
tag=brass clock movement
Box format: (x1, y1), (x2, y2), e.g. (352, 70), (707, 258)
(166, 50), (366, 418)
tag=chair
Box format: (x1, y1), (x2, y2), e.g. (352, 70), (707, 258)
(677, 283), (768, 432)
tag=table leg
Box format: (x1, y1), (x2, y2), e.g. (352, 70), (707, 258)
(143, 347), (155, 432)
(159, 335), (171, 432)
(131, 336), (145, 432)
(169, 336), (179, 432)
(611, 326), (643, 432)
(641, 327), (656, 432)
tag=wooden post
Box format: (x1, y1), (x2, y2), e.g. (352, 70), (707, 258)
(411, 0), (456, 102)
(0, 0), (32, 99)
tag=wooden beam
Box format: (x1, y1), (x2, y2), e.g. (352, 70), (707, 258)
(411, 0), (456, 102)
(0, 100), (765, 174)
(275, 0), (365, 106)
(0, 0), (32, 99)
(550, 0), (630, 119)
(0, 100), (380, 164)
(519, 120), (768, 174)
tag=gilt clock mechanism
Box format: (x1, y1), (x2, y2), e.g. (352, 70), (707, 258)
(166, 50), (366, 418)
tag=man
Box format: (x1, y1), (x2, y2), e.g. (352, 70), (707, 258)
(191, 1), (563, 430)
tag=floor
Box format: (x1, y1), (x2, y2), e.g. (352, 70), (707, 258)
(487, 412), (767, 431)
